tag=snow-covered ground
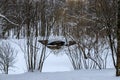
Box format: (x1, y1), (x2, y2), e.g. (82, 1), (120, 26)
(0, 69), (120, 80)
(0, 39), (120, 80)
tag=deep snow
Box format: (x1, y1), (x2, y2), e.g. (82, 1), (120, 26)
(0, 69), (120, 80)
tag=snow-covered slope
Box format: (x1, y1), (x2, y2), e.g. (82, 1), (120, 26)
(0, 69), (120, 80)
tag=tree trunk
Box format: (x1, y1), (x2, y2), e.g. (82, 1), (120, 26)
(116, 0), (120, 76)
(40, 0), (46, 37)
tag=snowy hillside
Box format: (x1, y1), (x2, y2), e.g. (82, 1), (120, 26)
(0, 69), (120, 80)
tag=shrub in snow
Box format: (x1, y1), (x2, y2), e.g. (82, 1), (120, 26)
(0, 42), (17, 74)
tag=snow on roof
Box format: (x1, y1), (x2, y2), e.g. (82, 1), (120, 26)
(48, 35), (66, 43)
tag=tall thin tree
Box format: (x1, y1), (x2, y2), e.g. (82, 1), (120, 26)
(116, 0), (120, 76)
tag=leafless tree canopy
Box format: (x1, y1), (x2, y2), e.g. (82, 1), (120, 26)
(0, 42), (17, 74)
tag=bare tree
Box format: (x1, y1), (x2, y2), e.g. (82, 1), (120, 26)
(91, 0), (117, 67)
(0, 42), (17, 74)
(59, 0), (111, 70)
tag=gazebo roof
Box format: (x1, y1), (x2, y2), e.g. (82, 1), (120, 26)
(38, 36), (76, 50)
